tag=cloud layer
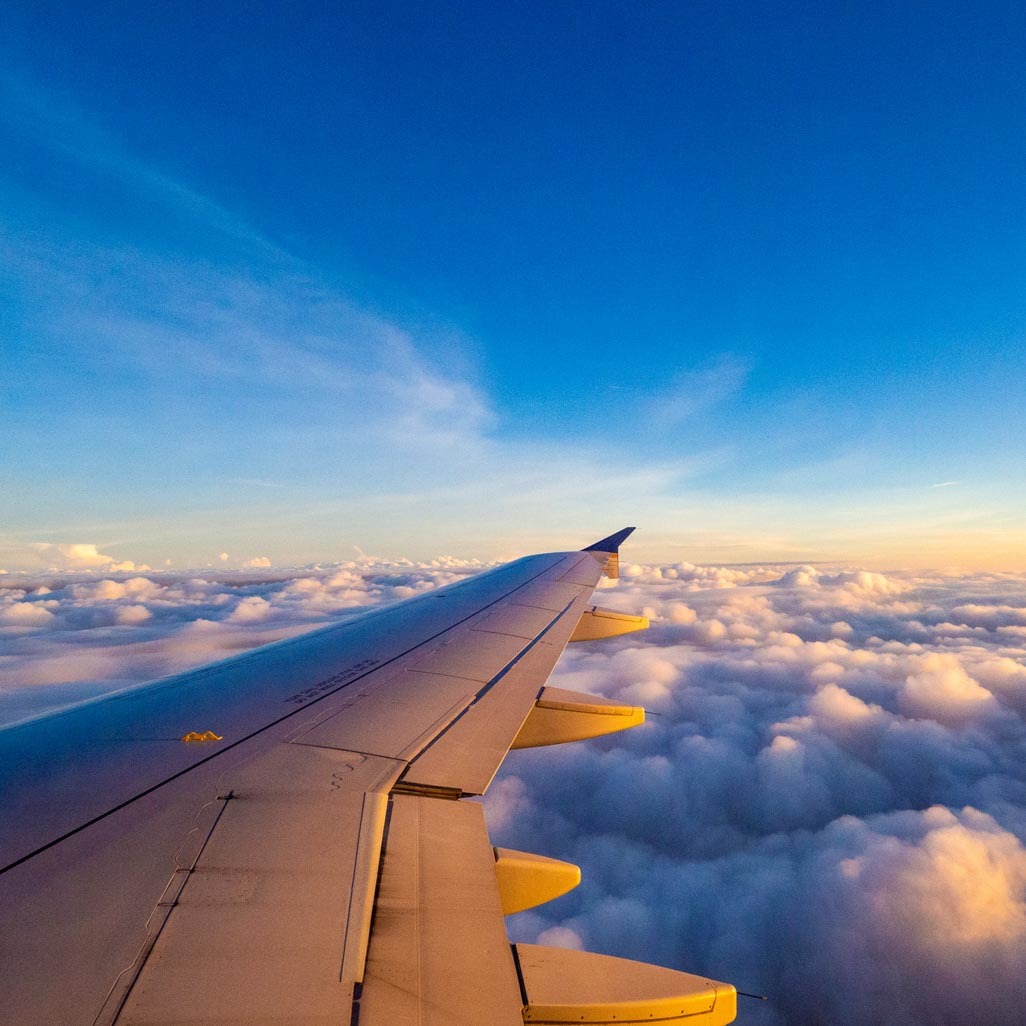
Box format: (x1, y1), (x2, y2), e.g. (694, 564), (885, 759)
(0, 557), (483, 723)
(2, 558), (1026, 1024)
(485, 561), (1026, 1024)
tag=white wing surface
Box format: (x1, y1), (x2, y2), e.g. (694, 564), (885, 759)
(0, 529), (736, 1025)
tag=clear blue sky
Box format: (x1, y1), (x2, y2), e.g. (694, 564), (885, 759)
(2, 2), (1024, 569)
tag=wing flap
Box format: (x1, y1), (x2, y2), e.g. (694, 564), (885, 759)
(357, 795), (524, 1026)
(114, 746), (403, 1025)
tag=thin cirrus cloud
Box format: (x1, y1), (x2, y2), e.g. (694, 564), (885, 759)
(0, 68), (563, 469)
(1, 74), (705, 566)
(2, 559), (1025, 1023)
(2, 72), (491, 478)
(0, 69), (279, 259)
(646, 354), (752, 427)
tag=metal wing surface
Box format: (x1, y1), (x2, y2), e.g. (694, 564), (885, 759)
(0, 530), (736, 1026)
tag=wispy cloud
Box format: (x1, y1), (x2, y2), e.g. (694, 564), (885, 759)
(2, 72), (715, 567)
(0, 70), (282, 259)
(646, 354), (751, 426)
(1, 71), (493, 450)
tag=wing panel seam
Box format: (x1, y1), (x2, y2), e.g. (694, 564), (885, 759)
(93, 791), (235, 1026)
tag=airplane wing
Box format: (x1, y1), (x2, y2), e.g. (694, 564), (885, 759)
(0, 529), (737, 1025)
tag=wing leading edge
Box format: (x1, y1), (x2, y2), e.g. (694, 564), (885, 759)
(0, 528), (736, 1025)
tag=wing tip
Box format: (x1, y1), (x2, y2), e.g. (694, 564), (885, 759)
(582, 526), (636, 553)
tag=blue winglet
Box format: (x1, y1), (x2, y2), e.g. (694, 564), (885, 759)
(582, 527), (636, 553)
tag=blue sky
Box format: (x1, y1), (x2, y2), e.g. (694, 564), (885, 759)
(2, 2), (1024, 569)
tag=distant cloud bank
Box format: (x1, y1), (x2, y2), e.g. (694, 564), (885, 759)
(2, 557), (1025, 1023)
(22, 542), (150, 573)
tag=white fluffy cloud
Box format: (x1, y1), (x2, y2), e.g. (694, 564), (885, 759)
(228, 595), (272, 622)
(2, 557), (1025, 1024)
(0, 559), (485, 722)
(482, 561), (1026, 1024)
(23, 542), (149, 573)
(0, 602), (56, 627)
